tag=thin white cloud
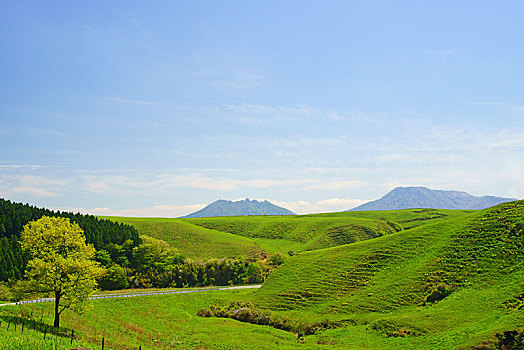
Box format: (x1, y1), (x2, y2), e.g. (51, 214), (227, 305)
(473, 101), (524, 113)
(0, 164), (45, 170)
(78, 173), (323, 195)
(303, 180), (362, 191)
(374, 153), (412, 163)
(245, 179), (317, 188)
(216, 104), (374, 124)
(272, 198), (370, 214)
(67, 203), (207, 218)
(106, 97), (163, 107)
(12, 186), (59, 197)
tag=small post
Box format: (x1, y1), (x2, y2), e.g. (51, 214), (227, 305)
(21, 320), (24, 332)
(44, 326), (47, 340)
(7, 320), (10, 331)
(14, 318), (16, 331)
(71, 329), (74, 345)
(102, 336), (105, 350)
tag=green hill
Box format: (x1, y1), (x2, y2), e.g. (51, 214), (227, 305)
(184, 208), (472, 254)
(104, 216), (262, 260)
(248, 200), (524, 348)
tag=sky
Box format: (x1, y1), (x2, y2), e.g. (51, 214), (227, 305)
(1, 1), (523, 216)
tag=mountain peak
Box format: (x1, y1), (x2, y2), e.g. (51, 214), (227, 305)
(350, 187), (516, 211)
(182, 198), (295, 218)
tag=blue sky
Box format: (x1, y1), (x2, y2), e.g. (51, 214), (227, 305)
(1, 1), (523, 216)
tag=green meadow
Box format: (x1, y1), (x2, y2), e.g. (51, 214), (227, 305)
(2, 202), (523, 349)
(102, 216), (263, 260)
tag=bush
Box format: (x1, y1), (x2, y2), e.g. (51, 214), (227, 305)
(425, 283), (453, 304)
(0, 282), (12, 301)
(98, 264), (129, 290)
(196, 301), (329, 337)
(268, 253), (286, 266)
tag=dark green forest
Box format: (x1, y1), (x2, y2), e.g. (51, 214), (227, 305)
(0, 198), (141, 281)
(0, 198), (277, 293)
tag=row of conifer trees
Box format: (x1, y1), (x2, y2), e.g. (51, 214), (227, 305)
(0, 198), (141, 281)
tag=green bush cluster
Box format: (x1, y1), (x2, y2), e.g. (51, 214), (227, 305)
(135, 258), (268, 288)
(369, 319), (425, 338)
(424, 283), (454, 304)
(197, 301), (332, 337)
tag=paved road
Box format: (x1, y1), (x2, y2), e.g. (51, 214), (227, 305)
(0, 284), (262, 307)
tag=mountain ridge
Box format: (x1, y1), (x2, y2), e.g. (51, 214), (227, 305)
(182, 198), (296, 218)
(349, 186), (516, 211)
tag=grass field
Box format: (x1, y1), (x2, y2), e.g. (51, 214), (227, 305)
(184, 208), (472, 253)
(103, 216), (262, 260)
(1, 288), (301, 350)
(103, 209), (473, 259)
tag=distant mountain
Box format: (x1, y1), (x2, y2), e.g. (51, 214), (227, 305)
(182, 198), (296, 218)
(349, 186), (516, 211)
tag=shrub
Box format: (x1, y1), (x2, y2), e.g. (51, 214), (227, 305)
(98, 264), (129, 290)
(0, 282), (12, 301)
(425, 283), (453, 304)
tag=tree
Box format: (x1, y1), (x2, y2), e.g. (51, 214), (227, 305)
(131, 235), (184, 272)
(21, 216), (103, 328)
(98, 264), (129, 290)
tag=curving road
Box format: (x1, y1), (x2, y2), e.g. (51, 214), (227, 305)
(0, 284), (262, 307)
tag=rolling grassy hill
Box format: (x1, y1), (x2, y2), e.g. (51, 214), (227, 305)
(247, 200), (524, 348)
(104, 208), (473, 261)
(103, 217), (262, 260)
(184, 208), (473, 253)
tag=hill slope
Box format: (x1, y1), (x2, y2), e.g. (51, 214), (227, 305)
(350, 186), (515, 211)
(104, 217), (262, 260)
(184, 208), (472, 254)
(251, 200), (524, 348)
(183, 198), (295, 218)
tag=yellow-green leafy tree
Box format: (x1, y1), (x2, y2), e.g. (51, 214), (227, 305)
(21, 216), (104, 328)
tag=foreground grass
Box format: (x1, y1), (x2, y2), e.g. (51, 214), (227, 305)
(1, 288), (304, 350)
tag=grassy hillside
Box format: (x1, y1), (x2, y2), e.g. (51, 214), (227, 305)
(184, 208), (472, 254)
(103, 217), (262, 260)
(300, 208), (475, 230)
(1, 288), (302, 350)
(247, 200), (524, 348)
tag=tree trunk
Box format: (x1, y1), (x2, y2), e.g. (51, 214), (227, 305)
(54, 291), (61, 328)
